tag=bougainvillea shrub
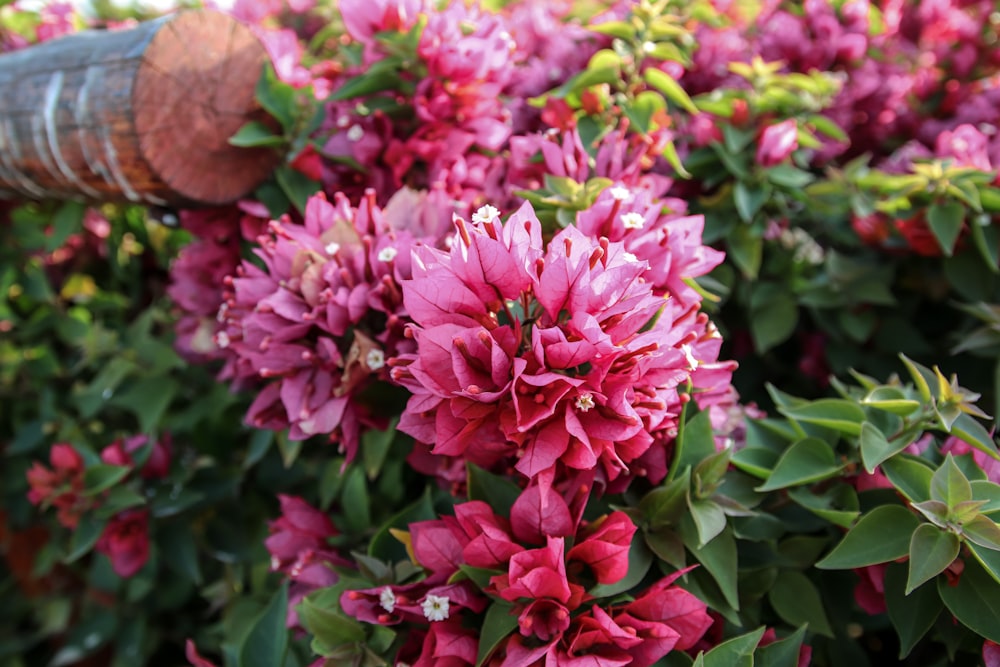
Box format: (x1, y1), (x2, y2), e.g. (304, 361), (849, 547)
(5, 0), (1000, 666)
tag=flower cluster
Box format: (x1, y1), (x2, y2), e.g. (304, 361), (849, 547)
(216, 191), (421, 460)
(26, 443), (89, 530)
(391, 201), (732, 490)
(340, 492), (712, 666)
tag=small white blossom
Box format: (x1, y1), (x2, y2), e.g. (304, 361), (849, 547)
(642, 41), (656, 53)
(217, 302), (229, 323)
(609, 186), (630, 201)
(346, 125), (364, 142)
(575, 393), (595, 412)
(622, 252), (641, 264)
(366, 348), (386, 371)
(620, 212), (645, 229)
(215, 331), (230, 349)
(379, 587), (396, 613)
(472, 204), (500, 224)
(325, 242), (340, 256)
(336, 115), (351, 128)
(422, 594), (450, 622)
(378, 246), (398, 262)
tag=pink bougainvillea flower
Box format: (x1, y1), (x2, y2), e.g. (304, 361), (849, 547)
(394, 201), (733, 491)
(26, 443), (90, 530)
(756, 119), (799, 167)
(219, 190), (425, 461)
(566, 511), (636, 585)
(985, 639), (1000, 667)
(96, 509), (150, 578)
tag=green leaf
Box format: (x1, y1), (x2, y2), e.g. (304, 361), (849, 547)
(644, 68), (698, 114)
(906, 524), (960, 594)
(963, 515), (1000, 551)
(768, 570), (833, 636)
(275, 165), (320, 215)
(970, 215), (1000, 270)
(362, 422), (396, 480)
(368, 487), (434, 562)
(816, 505), (920, 569)
(754, 625), (807, 667)
(766, 164), (814, 189)
(330, 64), (401, 101)
(669, 405), (716, 482)
(899, 354), (935, 403)
(727, 223), (763, 279)
(257, 64), (297, 129)
(663, 140), (692, 179)
(339, 466), (371, 534)
(229, 121), (286, 148)
(937, 557), (1000, 643)
(950, 411), (1000, 461)
(641, 469), (691, 528)
(64, 514), (105, 563)
(83, 464), (130, 495)
(588, 20), (633, 39)
(238, 582), (289, 667)
(731, 447), (779, 479)
(787, 485), (859, 528)
(110, 376), (178, 434)
(95, 487), (145, 518)
(750, 292), (797, 354)
(467, 463), (521, 516)
(926, 201), (965, 256)
(298, 596), (365, 648)
(778, 399), (866, 436)
(689, 499), (727, 547)
(590, 532), (653, 598)
(884, 562), (942, 659)
(702, 627), (766, 667)
(972, 479), (1000, 514)
(930, 454), (973, 508)
(860, 421), (908, 473)
(969, 541), (1000, 585)
(755, 437), (843, 492)
(159, 520), (202, 585)
(881, 455), (934, 502)
(680, 517), (739, 609)
(645, 529), (686, 570)
(476, 602), (519, 666)
(734, 181), (770, 223)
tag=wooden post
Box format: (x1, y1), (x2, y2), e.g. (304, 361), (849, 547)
(0, 10), (281, 206)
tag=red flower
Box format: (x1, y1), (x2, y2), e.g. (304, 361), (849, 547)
(96, 510), (150, 578)
(567, 512), (637, 585)
(100, 434), (172, 480)
(26, 443), (89, 529)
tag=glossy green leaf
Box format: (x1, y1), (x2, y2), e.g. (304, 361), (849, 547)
(930, 454), (972, 508)
(884, 562), (942, 658)
(83, 464), (130, 496)
(229, 121), (285, 148)
(755, 438), (843, 492)
(787, 484), (859, 528)
(476, 603), (519, 666)
(906, 524), (960, 594)
(754, 625), (807, 667)
(969, 541), (1000, 585)
(467, 463), (521, 516)
(926, 201), (964, 256)
(881, 455), (934, 502)
(731, 447), (779, 479)
(950, 411), (1000, 460)
(680, 516), (739, 609)
(64, 514), (105, 563)
(778, 399), (866, 436)
(972, 479), (1000, 514)
(768, 570), (833, 636)
(938, 558), (1000, 643)
(644, 68), (698, 114)
(702, 627), (766, 667)
(238, 582), (289, 667)
(899, 354), (935, 403)
(962, 515), (1000, 551)
(641, 469), (691, 528)
(861, 386), (921, 416)
(816, 505), (920, 569)
(689, 499), (727, 547)
(727, 224), (762, 279)
(734, 181), (770, 223)
(298, 595), (365, 648)
(859, 421), (906, 473)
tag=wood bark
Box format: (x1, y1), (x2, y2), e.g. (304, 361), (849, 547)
(0, 10), (280, 206)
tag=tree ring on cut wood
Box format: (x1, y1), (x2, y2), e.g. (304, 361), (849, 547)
(133, 10), (278, 205)
(0, 9), (281, 206)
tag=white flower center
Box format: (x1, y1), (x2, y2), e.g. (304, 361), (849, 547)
(610, 186), (630, 201)
(215, 331), (230, 349)
(378, 246), (398, 262)
(379, 587), (396, 613)
(346, 125), (364, 142)
(623, 252), (640, 264)
(366, 349), (386, 371)
(681, 343), (699, 370)
(325, 242), (340, 256)
(575, 393), (595, 412)
(422, 594), (450, 621)
(642, 41), (656, 53)
(472, 204), (500, 224)
(621, 212), (645, 229)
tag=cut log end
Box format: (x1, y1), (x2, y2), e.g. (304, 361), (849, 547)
(134, 10), (280, 205)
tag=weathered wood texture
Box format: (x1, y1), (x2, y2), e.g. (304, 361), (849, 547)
(0, 10), (280, 206)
